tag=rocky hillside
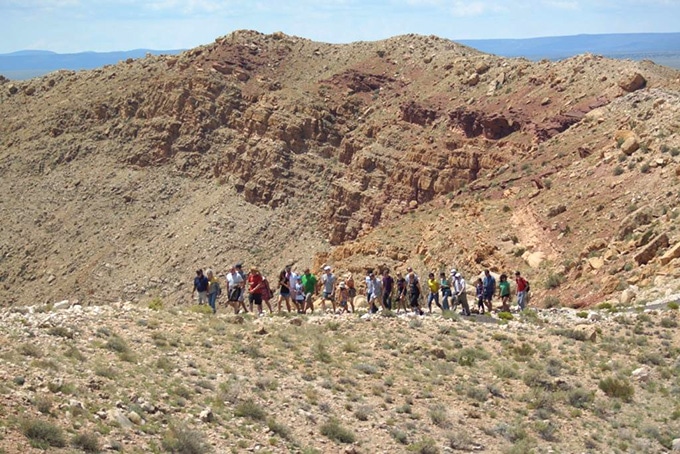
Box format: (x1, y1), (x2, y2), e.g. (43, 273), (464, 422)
(0, 30), (679, 308)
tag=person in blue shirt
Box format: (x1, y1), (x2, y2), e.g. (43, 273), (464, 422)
(192, 269), (209, 305)
(482, 269), (496, 313)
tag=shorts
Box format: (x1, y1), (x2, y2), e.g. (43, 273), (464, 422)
(280, 290), (290, 298)
(249, 293), (263, 305)
(340, 300), (347, 307)
(484, 290), (494, 300)
(197, 291), (208, 305)
(228, 287), (242, 302)
(305, 293), (314, 304)
(348, 288), (357, 298)
(323, 291), (334, 301)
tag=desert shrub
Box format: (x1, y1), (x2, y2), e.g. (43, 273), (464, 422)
(312, 342), (332, 363)
(266, 418), (292, 440)
(48, 326), (75, 339)
(568, 387), (594, 408)
(161, 424), (210, 454)
(234, 399), (266, 420)
(148, 297), (163, 311)
(105, 335), (129, 353)
(466, 387), (488, 402)
(599, 376), (634, 402)
(391, 428), (409, 444)
(576, 311), (588, 319)
(428, 404), (450, 427)
(667, 302), (679, 310)
(637, 351), (665, 366)
(320, 418), (356, 444)
(408, 437), (439, 454)
(354, 405), (371, 421)
(72, 431), (101, 453)
(613, 166), (624, 176)
(494, 362), (520, 379)
(512, 342), (535, 360)
(660, 317), (678, 328)
(671, 147), (680, 157)
(544, 273), (565, 289)
(543, 296), (561, 308)
(457, 347), (489, 366)
(34, 395), (53, 415)
(21, 418), (66, 449)
(354, 363), (378, 375)
(640, 163), (650, 173)
(535, 420), (558, 441)
(19, 343), (43, 358)
(551, 328), (589, 341)
(498, 311), (513, 321)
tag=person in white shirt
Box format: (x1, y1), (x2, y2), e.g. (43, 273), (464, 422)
(225, 263), (248, 314)
(453, 272), (470, 316)
(320, 266), (337, 313)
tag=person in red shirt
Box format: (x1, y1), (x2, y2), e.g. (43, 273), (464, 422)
(515, 270), (529, 311)
(248, 267), (265, 315)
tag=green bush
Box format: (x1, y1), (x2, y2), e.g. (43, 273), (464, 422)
(72, 431), (101, 453)
(320, 418), (356, 444)
(234, 399), (266, 420)
(161, 424), (210, 454)
(598, 376), (634, 402)
(148, 297), (163, 311)
(408, 437), (439, 454)
(544, 273), (565, 290)
(667, 302), (679, 310)
(21, 418), (66, 449)
(613, 166), (624, 176)
(576, 311), (588, 319)
(543, 296), (561, 308)
(498, 311), (514, 321)
(568, 387), (594, 408)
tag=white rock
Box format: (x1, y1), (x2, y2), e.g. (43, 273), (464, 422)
(53, 300), (70, 310)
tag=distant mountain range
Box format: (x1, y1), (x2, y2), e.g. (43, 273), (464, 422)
(1, 33), (679, 80)
(0, 49), (184, 80)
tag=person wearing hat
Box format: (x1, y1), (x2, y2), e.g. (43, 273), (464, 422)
(453, 272), (470, 316)
(224, 264), (247, 313)
(247, 267), (265, 315)
(320, 266), (337, 313)
(337, 281), (349, 313)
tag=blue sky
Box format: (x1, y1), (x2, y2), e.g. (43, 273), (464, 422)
(1, 0), (678, 53)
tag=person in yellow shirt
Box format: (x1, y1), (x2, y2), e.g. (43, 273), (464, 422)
(426, 272), (443, 314)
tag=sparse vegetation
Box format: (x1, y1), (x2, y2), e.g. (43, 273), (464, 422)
(320, 418), (356, 444)
(599, 377), (634, 402)
(21, 418), (66, 449)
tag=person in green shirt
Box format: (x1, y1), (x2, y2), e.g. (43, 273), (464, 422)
(498, 274), (511, 312)
(301, 268), (318, 313)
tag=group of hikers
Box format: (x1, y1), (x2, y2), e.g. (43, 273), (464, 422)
(191, 262), (531, 317)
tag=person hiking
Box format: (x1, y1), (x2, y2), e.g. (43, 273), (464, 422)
(277, 265), (293, 313)
(453, 272), (470, 316)
(382, 269), (394, 310)
(395, 272), (408, 313)
(261, 274), (274, 314)
(475, 278), (485, 314)
(426, 272), (443, 313)
(346, 274), (356, 313)
(205, 269), (221, 315)
(369, 272), (383, 313)
(294, 277), (306, 312)
(515, 271), (529, 311)
(320, 266), (337, 313)
(337, 281), (350, 314)
(301, 268), (318, 313)
(407, 271), (424, 315)
(225, 263), (247, 314)
(498, 274), (511, 312)
(192, 269), (209, 305)
(247, 267), (265, 316)
(439, 271), (452, 311)
(482, 269), (496, 313)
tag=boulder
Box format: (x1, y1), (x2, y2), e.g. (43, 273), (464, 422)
(588, 257), (604, 270)
(631, 366), (651, 383)
(619, 288), (636, 305)
(547, 204), (567, 218)
(600, 275), (621, 294)
(634, 233), (669, 265)
(108, 409), (133, 429)
(673, 438), (680, 452)
(523, 251), (545, 269)
(465, 73), (479, 86)
(620, 136), (640, 155)
(618, 72), (646, 92)
(660, 242), (680, 265)
(127, 410), (143, 425)
(200, 407), (214, 423)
